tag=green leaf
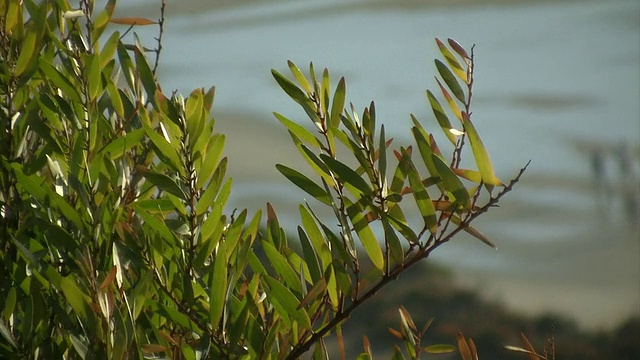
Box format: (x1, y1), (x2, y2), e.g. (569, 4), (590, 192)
(134, 205), (177, 243)
(262, 240), (301, 295)
(431, 154), (471, 210)
(436, 38), (468, 82)
(426, 91), (456, 145)
(448, 214), (497, 249)
(453, 168), (482, 183)
(298, 226), (322, 283)
(99, 128), (145, 159)
(272, 69), (308, 105)
(330, 77), (346, 129)
(60, 276), (90, 321)
(139, 169), (186, 200)
(263, 275), (311, 330)
(134, 42), (156, 97)
(346, 199), (385, 272)
(196, 133), (225, 188)
(38, 59), (82, 103)
(14, 25), (38, 77)
(209, 241), (228, 327)
(378, 125), (387, 182)
(276, 164), (331, 206)
(435, 59), (465, 103)
(462, 112), (503, 187)
(424, 344), (456, 354)
(144, 124), (184, 175)
(402, 149), (437, 234)
(85, 53), (102, 100)
(320, 154), (372, 196)
(299, 206), (331, 271)
(274, 112), (320, 148)
(436, 78), (462, 121)
(382, 218), (404, 266)
(287, 60), (312, 93)
(411, 126), (443, 192)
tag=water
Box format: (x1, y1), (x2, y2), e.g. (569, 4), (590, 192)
(119, 0), (639, 329)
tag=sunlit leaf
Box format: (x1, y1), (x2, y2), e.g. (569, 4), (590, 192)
(436, 38), (468, 82)
(138, 168), (186, 200)
(110, 17), (157, 25)
(431, 154), (471, 209)
(402, 149), (437, 234)
(453, 168), (482, 183)
(462, 111), (503, 187)
(436, 78), (462, 121)
(426, 91), (456, 144)
(263, 275), (311, 330)
(274, 112), (320, 148)
(196, 133), (225, 188)
(262, 240), (302, 295)
(38, 59), (82, 103)
(287, 60), (312, 93)
(346, 199), (385, 272)
(424, 344), (456, 354)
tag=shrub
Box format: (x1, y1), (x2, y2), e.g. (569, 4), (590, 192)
(0, 1), (526, 358)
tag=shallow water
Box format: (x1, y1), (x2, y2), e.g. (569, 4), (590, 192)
(120, 0), (639, 329)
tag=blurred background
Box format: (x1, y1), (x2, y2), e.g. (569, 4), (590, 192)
(117, 0), (639, 355)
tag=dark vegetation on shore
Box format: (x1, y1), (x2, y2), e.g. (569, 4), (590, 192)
(336, 262), (639, 359)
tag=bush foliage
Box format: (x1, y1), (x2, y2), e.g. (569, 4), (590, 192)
(0, 1), (530, 359)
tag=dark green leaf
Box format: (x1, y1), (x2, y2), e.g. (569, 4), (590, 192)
(435, 59), (465, 103)
(320, 154), (372, 196)
(276, 164), (331, 206)
(426, 91), (457, 144)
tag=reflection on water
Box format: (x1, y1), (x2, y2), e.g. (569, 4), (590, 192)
(120, 0), (639, 329)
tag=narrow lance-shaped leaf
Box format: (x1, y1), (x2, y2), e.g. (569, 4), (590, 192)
(262, 240), (302, 295)
(411, 126), (445, 193)
(382, 218), (404, 267)
(287, 60), (312, 93)
(448, 38), (470, 60)
(263, 275), (311, 330)
(378, 124), (387, 183)
(447, 213), (496, 249)
(435, 59), (465, 103)
(320, 154), (372, 196)
(274, 112), (321, 148)
(436, 78), (462, 121)
(276, 164), (331, 206)
(436, 38), (468, 82)
(401, 148), (438, 234)
(462, 111), (503, 187)
(330, 77), (346, 129)
(426, 91), (457, 144)
(346, 199), (385, 272)
(431, 154), (471, 210)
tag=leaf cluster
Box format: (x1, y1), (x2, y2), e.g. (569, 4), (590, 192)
(0, 1), (526, 359)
